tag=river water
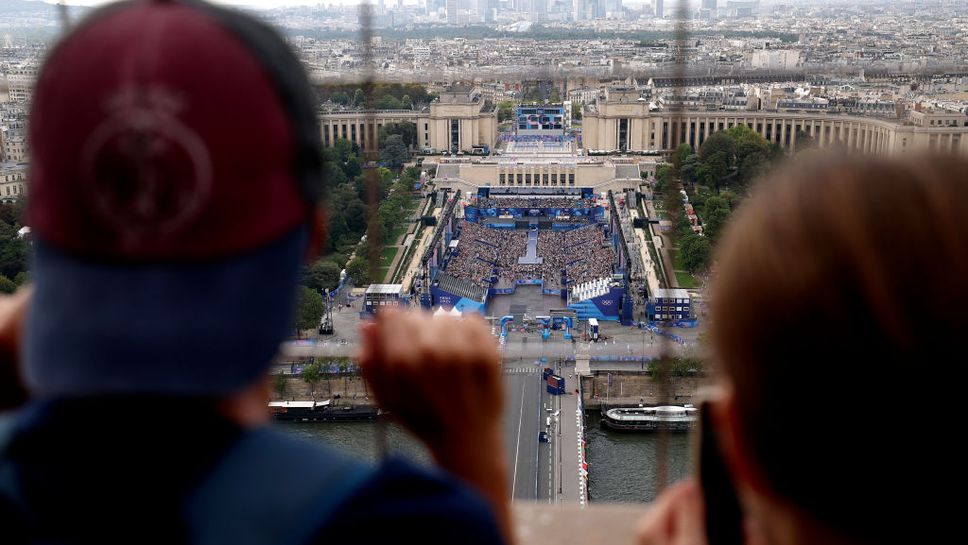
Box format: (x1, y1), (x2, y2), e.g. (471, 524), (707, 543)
(279, 411), (692, 504)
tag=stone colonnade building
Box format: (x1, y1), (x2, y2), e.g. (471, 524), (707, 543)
(318, 85), (497, 153)
(582, 87), (968, 156)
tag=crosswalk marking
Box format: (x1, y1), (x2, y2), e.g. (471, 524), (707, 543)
(502, 367), (542, 375)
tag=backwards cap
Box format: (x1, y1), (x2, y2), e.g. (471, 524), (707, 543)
(28, 0), (324, 260)
(24, 0), (325, 398)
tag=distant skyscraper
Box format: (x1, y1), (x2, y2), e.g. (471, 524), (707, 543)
(572, 0), (585, 21)
(531, 0), (547, 21)
(702, 0), (717, 10)
(655, 0), (663, 18)
(446, 0), (459, 23)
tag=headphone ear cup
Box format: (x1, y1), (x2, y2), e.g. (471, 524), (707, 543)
(305, 206), (328, 262)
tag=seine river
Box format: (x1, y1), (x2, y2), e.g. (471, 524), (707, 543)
(279, 411), (692, 504)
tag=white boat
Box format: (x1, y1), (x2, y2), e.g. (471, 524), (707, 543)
(600, 405), (698, 432)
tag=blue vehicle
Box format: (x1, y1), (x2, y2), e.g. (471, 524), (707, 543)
(538, 431), (550, 443)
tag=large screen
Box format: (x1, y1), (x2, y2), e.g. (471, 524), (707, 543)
(516, 105), (565, 135)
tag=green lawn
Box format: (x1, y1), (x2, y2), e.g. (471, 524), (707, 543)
(670, 249), (682, 269)
(670, 249), (700, 289)
(675, 271), (699, 289)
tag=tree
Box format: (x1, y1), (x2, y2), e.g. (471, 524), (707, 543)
(737, 152), (771, 188)
(326, 253), (349, 269)
(0, 220), (28, 279)
(401, 94), (413, 110)
(0, 202), (23, 225)
(696, 150), (729, 190)
(301, 360), (323, 401)
(679, 234), (711, 274)
(654, 164), (674, 194)
(379, 134), (410, 168)
(549, 87), (561, 103)
(353, 88), (365, 107)
(671, 144), (693, 177)
(331, 138), (354, 163)
(346, 257), (371, 285)
(702, 196), (730, 216)
(375, 95), (402, 110)
(698, 132), (736, 163)
(294, 285), (324, 335)
(719, 190), (740, 210)
(305, 259), (341, 293)
(571, 101), (582, 121)
(379, 122), (417, 148)
(344, 155), (363, 180)
(0, 275), (16, 294)
(702, 206), (731, 243)
(338, 359), (351, 395)
(13, 271), (29, 286)
(273, 372), (289, 399)
(680, 154), (699, 185)
(328, 184), (367, 250)
(497, 101), (516, 123)
(330, 91), (350, 105)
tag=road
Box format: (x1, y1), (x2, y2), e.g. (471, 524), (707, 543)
(502, 363), (552, 502)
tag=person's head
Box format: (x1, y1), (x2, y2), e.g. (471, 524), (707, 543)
(710, 155), (966, 544)
(23, 0), (325, 400)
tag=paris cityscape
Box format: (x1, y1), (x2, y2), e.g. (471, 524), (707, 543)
(0, 1), (964, 543)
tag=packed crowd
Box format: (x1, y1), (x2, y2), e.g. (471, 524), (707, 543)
(537, 225), (615, 286)
(475, 197), (597, 209)
(445, 222), (615, 291)
(444, 223), (526, 287)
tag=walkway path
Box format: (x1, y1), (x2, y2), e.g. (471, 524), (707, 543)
(380, 229), (408, 283)
(518, 230), (543, 265)
(397, 204), (443, 289)
(644, 201), (679, 289)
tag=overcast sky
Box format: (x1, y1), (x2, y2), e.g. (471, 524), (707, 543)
(37, 0), (909, 9)
(37, 0), (384, 7)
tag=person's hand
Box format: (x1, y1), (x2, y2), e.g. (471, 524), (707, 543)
(358, 308), (503, 455)
(358, 309), (511, 544)
(0, 287), (31, 411)
(637, 479), (708, 545)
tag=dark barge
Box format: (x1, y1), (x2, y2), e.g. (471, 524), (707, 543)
(269, 399), (380, 422)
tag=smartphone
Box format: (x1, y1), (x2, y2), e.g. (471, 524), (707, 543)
(698, 399), (744, 545)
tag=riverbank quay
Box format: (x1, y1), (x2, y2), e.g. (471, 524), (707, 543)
(580, 373), (704, 409)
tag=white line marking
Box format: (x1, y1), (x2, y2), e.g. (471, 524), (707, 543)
(511, 379), (526, 498)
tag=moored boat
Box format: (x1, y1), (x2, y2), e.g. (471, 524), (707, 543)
(269, 399), (380, 422)
(600, 405), (697, 432)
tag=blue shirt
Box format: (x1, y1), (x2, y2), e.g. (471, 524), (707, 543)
(0, 398), (505, 545)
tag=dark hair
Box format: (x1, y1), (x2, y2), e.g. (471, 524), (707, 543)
(711, 155), (966, 543)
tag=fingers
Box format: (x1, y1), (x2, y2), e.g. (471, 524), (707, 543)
(636, 478), (707, 545)
(356, 308), (506, 450)
(0, 286), (32, 410)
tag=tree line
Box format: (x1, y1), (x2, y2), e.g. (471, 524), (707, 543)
(317, 83), (433, 108)
(293, 139), (427, 331)
(0, 202), (29, 294)
(657, 125), (783, 275)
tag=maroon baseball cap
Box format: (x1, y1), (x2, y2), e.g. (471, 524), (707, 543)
(23, 0), (327, 397)
(28, 0), (324, 261)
